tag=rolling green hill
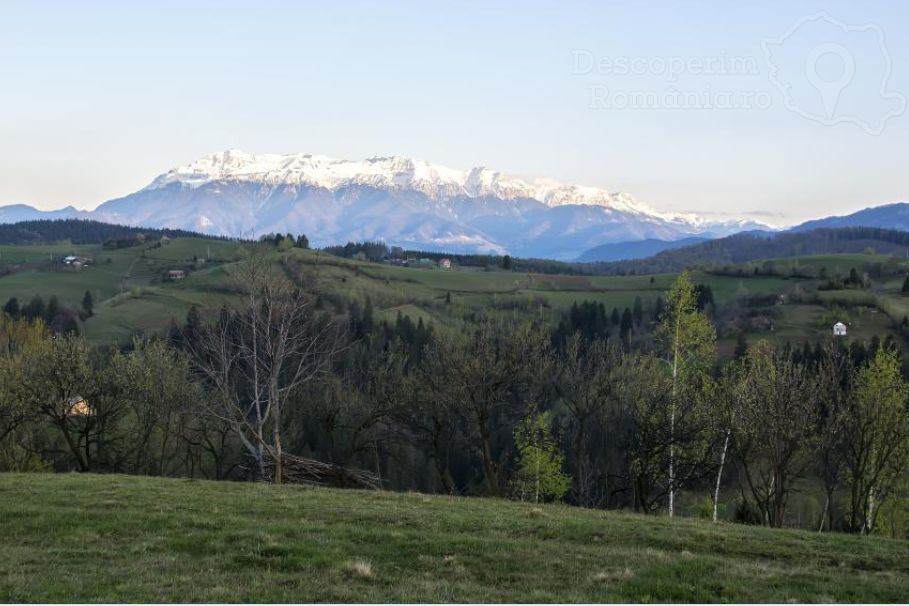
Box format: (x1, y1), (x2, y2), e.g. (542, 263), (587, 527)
(596, 227), (909, 275)
(0, 473), (906, 602)
(1, 235), (908, 349)
(0, 237), (246, 342)
(0, 238), (789, 342)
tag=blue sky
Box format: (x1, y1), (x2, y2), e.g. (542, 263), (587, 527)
(1, 0), (907, 224)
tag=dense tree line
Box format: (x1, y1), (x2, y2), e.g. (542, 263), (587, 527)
(0, 219), (231, 246)
(321, 241), (595, 274)
(3, 293), (86, 335)
(2, 262), (908, 537)
(322, 241), (394, 262)
(259, 232), (309, 250)
(593, 227), (909, 275)
(322, 228), (909, 278)
(7, 220), (909, 281)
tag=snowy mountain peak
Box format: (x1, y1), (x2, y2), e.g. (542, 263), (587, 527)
(145, 149), (650, 212)
(0, 149), (771, 259)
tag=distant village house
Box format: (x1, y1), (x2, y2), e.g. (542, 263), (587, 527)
(833, 322), (847, 336)
(439, 258), (452, 269)
(166, 269), (187, 280)
(62, 255), (91, 267)
(66, 396), (90, 417)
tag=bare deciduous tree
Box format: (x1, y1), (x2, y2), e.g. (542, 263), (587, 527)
(189, 251), (344, 483)
(710, 365), (738, 522)
(812, 343), (851, 531)
(843, 347), (909, 533)
(0, 316), (43, 447)
(19, 336), (126, 472)
(421, 320), (549, 494)
(410, 353), (462, 494)
(732, 341), (817, 527)
(556, 333), (617, 507)
(615, 354), (673, 514)
(307, 341), (409, 475)
(113, 338), (203, 476)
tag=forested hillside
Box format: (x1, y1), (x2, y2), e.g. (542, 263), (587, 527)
(3, 245), (909, 539)
(576, 236), (709, 262)
(792, 202), (909, 233)
(596, 227), (909, 274)
(0, 219), (226, 245)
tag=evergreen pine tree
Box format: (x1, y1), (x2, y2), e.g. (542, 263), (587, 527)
(45, 295), (60, 324)
(23, 295), (45, 322)
(653, 296), (665, 321)
(183, 305), (202, 349)
(734, 332), (749, 358)
(82, 290), (94, 317)
(620, 308), (633, 346)
(3, 297), (19, 318)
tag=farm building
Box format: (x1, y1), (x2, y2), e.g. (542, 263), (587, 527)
(65, 397), (90, 416)
(439, 258), (452, 269)
(833, 322), (847, 336)
(166, 269), (187, 280)
(62, 255), (91, 266)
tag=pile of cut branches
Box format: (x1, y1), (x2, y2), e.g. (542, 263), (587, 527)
(248, 453), (382, 489)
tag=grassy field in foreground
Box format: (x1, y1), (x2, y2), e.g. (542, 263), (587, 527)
(1, 474), (908, 602)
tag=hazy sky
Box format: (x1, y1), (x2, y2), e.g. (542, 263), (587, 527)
(1, 0), (907, 224)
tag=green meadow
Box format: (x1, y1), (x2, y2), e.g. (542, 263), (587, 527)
(0, 473), (906, 603)
(0, 238), (906, 348)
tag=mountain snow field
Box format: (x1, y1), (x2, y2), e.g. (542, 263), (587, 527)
(1, 150), (768, 260)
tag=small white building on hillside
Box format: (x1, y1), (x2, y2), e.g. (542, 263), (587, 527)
(833, 322), (847, 337)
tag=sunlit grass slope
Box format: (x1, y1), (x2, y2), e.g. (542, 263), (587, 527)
(0, 473), (907, 602)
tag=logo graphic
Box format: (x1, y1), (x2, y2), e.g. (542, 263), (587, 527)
(763, 13), (906, 135)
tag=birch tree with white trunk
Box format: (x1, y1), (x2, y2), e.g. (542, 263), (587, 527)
(189, 250), (344, 483)
(655, 271), (716, 517)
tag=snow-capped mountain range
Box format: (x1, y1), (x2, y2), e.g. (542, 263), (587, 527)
(0, 150), (768, 260)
